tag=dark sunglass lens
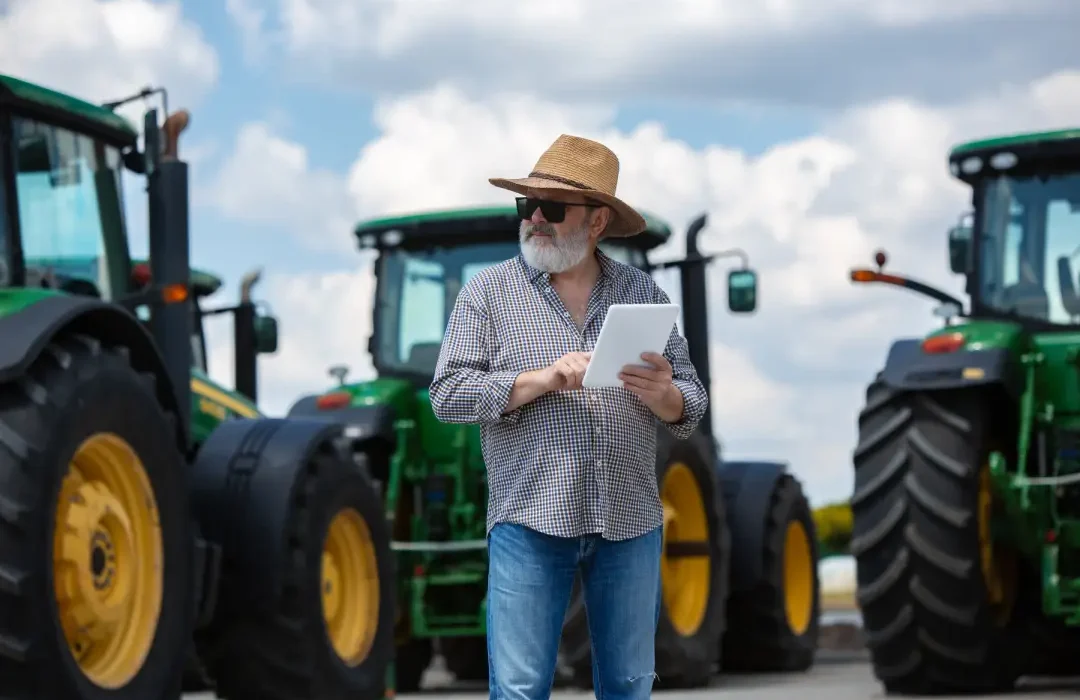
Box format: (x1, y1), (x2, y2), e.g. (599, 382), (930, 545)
(516, 197), (536, 220)
(538, 200), (567, 223)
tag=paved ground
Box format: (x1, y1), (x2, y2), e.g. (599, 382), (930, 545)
(184, 652), (1080, 699)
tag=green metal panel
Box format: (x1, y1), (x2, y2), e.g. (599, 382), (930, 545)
(0, 73), (137, 146)
(354, 204), (673, 244)
(949, 127), (1080, 158)
(0, 287), (63, 315)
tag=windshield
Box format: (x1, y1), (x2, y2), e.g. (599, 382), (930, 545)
(375, 241), (520, 377)
(977, 172), (1080, 325)
(10, 116), (128, 298)
(374, 239), (652, 378)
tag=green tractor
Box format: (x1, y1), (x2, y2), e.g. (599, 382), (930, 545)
(849, 128), (1080, 694)
(290, 205), (823, 691)
(0, 74), (395, 699)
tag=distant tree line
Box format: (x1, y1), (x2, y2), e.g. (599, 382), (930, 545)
(812, 501), (852, 557)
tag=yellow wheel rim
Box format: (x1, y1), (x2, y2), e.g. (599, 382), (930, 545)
(660, 462), (710, 637)
(978, 463), (1016, 626)
(53, 433), (163, 689)
(782, 520), (814, 636)
(322, 507), (379, 666)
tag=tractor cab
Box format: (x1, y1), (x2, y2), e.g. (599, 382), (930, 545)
(0, 74), (277, 407)
(950, 131), (1080, 327)
(852, 128), (1080, 331)
(355, 205), (672, 383)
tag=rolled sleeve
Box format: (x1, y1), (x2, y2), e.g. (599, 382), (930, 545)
(429, 285), (523, 425)
(654, 287), (709, 439)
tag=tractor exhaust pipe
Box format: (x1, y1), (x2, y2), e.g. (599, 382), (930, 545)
(679, 213), (713, 442)
(233, 268), (262, 404)
(146, 106), (193, 448)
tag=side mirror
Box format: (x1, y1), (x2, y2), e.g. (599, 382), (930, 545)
(254, 314), (278, 354)
(727, 269), (758, 313)
(948, 224), (972, 274)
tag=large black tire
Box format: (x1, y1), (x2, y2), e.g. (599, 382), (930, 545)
(205, 447), (395, 699)
(0, 333), (193, 700)
(559, 430), (730, 689)
(851, 375), (1021, 694)
(721, 473), (820, 672)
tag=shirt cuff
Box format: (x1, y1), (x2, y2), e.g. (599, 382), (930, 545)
(663, 379), (707, 437)
(476, 369), (524, 424)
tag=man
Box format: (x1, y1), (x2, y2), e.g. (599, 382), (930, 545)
(429, 134), (708, 700)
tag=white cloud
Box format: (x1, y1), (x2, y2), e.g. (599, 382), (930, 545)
(0, 0), (219, 120)
(204, 258), (378, 415)
(203, 70), (1080, 506)
(199, 122), (357, 252)
(229, 0), (1078, 108)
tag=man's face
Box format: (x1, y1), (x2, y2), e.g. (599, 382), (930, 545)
(518, 194), (605, 274)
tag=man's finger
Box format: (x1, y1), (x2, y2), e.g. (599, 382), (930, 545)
(641, 352), (670, 369)
(620, 364), (658, 380)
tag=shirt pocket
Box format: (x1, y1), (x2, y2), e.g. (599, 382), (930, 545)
(492, 309), (576, 373)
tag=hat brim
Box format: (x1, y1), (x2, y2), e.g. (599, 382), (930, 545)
(488, 176), (646, 238)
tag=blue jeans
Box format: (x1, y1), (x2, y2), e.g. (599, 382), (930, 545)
(486, 522), (662, 700)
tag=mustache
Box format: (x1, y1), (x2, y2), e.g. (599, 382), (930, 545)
(524, 223), (556, 238)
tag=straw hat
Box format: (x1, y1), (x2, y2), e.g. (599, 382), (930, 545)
(489, 134), (647, 238)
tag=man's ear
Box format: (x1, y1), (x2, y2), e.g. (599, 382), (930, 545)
(589, 206), (611, 239)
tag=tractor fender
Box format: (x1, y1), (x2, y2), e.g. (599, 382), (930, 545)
(717, 459), (788, 593)
(287, 401), (397, 453)
(285, 393), (319, 416)
(0, 293), (185, 446)
(880, 338), (1022, 398)
(190, 416), (354, 614)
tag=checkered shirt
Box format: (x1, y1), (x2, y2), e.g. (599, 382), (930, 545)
(429, 249), (709, 541)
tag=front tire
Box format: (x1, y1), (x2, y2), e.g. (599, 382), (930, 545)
(851, 377), (1020, 694)
(0, 333), (192, 700)
(721, 473), (820, 672)
(206, 447), (395, 699)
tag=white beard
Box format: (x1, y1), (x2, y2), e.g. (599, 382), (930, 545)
(519, 219), (591, 273)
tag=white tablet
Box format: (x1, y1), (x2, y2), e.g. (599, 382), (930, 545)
(582, 303), (681, 388)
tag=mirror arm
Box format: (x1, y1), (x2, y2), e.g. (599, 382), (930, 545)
(851, 269), (965, 308)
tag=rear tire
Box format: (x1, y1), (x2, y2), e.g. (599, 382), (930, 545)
(558, 430), (730, 689)
(206, 447), (395, 700)
(0, 333), (192, 700)
(851, 376), (1020, 694)
(721, 473), (820, 672)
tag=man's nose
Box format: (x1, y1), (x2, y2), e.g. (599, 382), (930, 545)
(530, 207), (547, 225)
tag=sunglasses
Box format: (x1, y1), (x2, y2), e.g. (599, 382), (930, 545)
(516, 196), (597, 223)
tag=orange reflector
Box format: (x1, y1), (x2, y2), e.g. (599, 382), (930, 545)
(162, 283), (189, 304)
(850, 269), (906, 285)
(315, 391), (351, 410)
(922, 332), (965, 354)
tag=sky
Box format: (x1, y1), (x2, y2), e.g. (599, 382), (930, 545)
(2, 0), (1079, 507)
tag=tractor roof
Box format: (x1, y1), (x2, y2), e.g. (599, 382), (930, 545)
(354, 205), (673, 251)
(0, 74), (138, 147)
(949, 127), (1080, 162)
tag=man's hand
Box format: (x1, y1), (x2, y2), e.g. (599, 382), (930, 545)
(619, 352), (684, 422)
(542, 351), (592, 392)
